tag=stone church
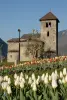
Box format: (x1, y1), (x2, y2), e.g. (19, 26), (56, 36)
(7, 12), (59, 62)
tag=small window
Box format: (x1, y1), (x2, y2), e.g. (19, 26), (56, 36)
(10, 55), (12, 58)
(49, 22), (51, 27)
(47, 31), (49, 37)
(46, 22), (48, 27)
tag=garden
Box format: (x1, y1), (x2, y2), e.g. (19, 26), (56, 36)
(0, 56), (67, 100)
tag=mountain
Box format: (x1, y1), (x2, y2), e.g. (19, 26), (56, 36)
(58, 30), (67, 55)
(0, 38), (8, 58)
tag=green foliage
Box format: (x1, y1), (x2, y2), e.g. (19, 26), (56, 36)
(0, 57), (67, 99)
(0, 60), (67, 76)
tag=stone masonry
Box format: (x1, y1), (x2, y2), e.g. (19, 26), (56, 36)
(7, 12), (59, 62)
(40, 20), (56, 51)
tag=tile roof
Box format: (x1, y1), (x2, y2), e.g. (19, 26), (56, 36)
(21, 33), (40, 39)
(7, 38), (43, 43)
(7, 33), (40, 42)
(7, 38), (19, 42)
(7, 38), (27, 42)
(39, 12), (59, 22)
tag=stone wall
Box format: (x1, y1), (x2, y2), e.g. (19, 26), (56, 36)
(20, 42), (33, 61)
(40, 20), (57, 51)
(7, 40), (43, 62)
(7, 52), (19, 62)
(20, 41), (43, 61)
(8, 42), (19, 51)
(7, 19), (58, 62)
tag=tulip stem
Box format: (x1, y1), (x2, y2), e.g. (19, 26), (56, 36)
(16, 88), (17, 100)
(54, 88), (55, 95)
(33, 91), (37, 100)
(3, 91), (6, 100)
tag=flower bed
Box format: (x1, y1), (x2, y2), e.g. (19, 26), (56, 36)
(0, 56), (67, 76)
(0, 67), (67, 100)
(0, 56), (67, 99)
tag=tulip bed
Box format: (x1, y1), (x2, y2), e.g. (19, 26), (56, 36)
(0, 56), (67, 100)
(0, 68), (67, 100)
(0, 56), (67, 76)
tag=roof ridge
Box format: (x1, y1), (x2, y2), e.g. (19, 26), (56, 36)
(39, 12), (59, 22)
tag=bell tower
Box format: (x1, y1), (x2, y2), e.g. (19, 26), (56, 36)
(39, 12), (59, 56)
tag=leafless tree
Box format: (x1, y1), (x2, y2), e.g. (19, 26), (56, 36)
(25, 38), (44, 59)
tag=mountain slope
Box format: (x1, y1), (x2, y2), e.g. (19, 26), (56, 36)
(0, 38), (8, 57)
(58, 30), (67, 55)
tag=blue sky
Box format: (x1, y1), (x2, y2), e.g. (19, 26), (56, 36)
(0, 0), (67, 42)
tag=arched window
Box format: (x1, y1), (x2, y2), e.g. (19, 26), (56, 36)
(49, 22), (51, 27)
(47, 31), (49, 37)
(46, 22), (48, 27)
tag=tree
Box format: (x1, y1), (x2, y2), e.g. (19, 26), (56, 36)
(25, 38), (44, 59)
(25, 29), (44, 59)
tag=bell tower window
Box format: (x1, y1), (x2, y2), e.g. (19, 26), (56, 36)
(47, 31), (49, 37)
(46, 22), (48, 27)
(49, 22), (51, 27)
(46, 22), (51, 28)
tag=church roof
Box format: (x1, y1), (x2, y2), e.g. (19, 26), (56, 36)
(7, 38), (19, 42)
(7, 33), (40, 42)
(39, 12), (59, 22)
(7, 38), (43, 43)
(7, 38), (28, 42)
(21, 33), (40, 39)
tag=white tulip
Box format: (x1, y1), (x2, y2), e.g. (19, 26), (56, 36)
(32, 83), (37, 91)
(51, 72), (57, 80)
(59, 79), (62, 84)
(37, 75), (40, 80)
(36, 76), (40, 85)
(55, 70), (57, 75)
(16, 76), (20, 81)
(41, 74), (45, 81)
(14, 80), (20, 86)
(7, 85), (12, 94)
(63, 68), (66, 76)
(60, 71), (63, 78)
(4, 75), (9, 81)
(20, 81), (24, 88)
(31, 83), (33, 87)
(7, 78), (11, 85)
(14, 80), (17, 86)
(36, 79), (39, 85)
(14, 73), (17, 79)
(52, 79), (57, 88)
(55, 73), (58, 80)
(49, 75), (52, 81)
(44, 76), (48, 84)
(65, 74), (67, 82)
(28, 77), (32, 84)
(20, 76), (23, 81)
(1, 82), (8, 90)
(20, 72), (23, 77)
(62, 77), (66, 84)
(46, 73), (48, 78)
(25, 74), (28, 79)
(55, 70), (58, 78)
(32, 73), (36, 80)
(21, 78), (25, 84)
(14, 76), (20, 86)
(51, 72), (55, 80)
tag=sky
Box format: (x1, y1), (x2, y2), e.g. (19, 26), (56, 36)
(0, 0), (67, 42)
